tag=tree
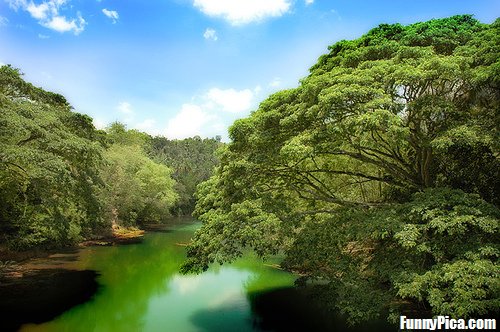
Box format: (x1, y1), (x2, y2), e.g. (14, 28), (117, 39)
(99, 124), (177, 225)
(283, 188), (499, 323)
(182, 16), (500, 323)
(148, 136), (223, 215)
(0, 65), (106, 248)
(0, 67), (180, 249)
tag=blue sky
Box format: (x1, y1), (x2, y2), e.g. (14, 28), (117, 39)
(1, 0), (499, 140)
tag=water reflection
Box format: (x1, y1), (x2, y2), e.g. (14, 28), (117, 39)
(21, 219), (396, 332)
(21, 220), (295, 332)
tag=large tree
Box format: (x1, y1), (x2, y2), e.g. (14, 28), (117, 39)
(182, 15), (499, 323)
(0, 66), (106, 248)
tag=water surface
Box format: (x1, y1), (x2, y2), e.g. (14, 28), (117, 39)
(20, 218), (396, 332)
(20, 219), (297, 332)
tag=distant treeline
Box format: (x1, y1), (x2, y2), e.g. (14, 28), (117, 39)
(148, 135), (222, 216)
(0, 65), (222, 249)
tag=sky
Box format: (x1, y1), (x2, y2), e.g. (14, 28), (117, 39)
(1, 0), (499, 140)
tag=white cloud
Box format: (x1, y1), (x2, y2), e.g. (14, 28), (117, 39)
(41, 71), (52, 79)
(6, 0), (86, 34)
(7, 0), (28, 10)
(305, 0), (314, 5)
(117, 101), (133, 114)
(38, 33), (50, 39)
(165, 86), (258, 139)
(115, 102), (135, 124)
(193, 0), (291, 25)
(203, 28), (218, 41)
(102, 9), (119, 23)
(330, 9), (342, 20)
(43, 14), (85, 34)
(165, 104), (213, 139)
(132, 119), (163, 136)
(26, 2), (50, 20)
(135, 119), (156, 131)
(205, 88), (254, 113)
(92, 118), (106, 130)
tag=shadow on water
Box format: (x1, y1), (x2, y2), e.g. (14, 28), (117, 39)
(3, 220), (399, 332)
(249, 287), (398, 332)
(249, 287), (337, 331)
(143, 228), (174, 234)
(0, 269), (99, 332)
(190, 286), (398, 332)
(113, 237), (145, 245)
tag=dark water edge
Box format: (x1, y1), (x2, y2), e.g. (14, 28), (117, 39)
(0, 274), (398, 332)
(0, 269), (99, 332)
(189, 286), (398, 332)
(250, 287), (397, 332)
(0, 218), (397, 332)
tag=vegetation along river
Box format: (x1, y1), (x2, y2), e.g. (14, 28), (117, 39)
(14, 218), (394, 332)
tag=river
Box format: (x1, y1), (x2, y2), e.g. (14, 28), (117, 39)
(16, 218), (394, 332)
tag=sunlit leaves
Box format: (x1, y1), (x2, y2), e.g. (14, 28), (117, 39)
(99, 129), (177, 225)
(396, 259), (500, 318)
(183, 15), (500, 323)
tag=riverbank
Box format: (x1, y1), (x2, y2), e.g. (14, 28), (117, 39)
(0, 219), (197, 331)
(0, 241), (101, 331)
(0, 225), (145, 265)
(0, 226), (147, 331)
(79, 225), (145, 247)
(1, 218), (399, 331)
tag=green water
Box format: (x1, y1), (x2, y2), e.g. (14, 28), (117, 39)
(20, 219), (297, 332)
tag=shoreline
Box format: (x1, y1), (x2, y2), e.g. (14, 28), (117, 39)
(0, 226), (147, 331)
(0, 226), (146, 269)
(0, 218), (192, 278)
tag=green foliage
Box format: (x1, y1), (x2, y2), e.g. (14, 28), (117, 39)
(182, 15), (500, 323)
(281, 189), (499, 323)
(0, 65), (105, 249)
(392, 189), (499, 318)
(99, 125), (177, 225)
(0, 67), (179, 249)
(148, 135), (222, 215)
(106, 121), (150, 148)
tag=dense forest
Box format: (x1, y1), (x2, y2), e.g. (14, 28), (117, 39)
(182, 15), (500, 323)
(0, 66), (221, 249)
(149, 135), (223, 215)
(1, 13), (499, 327)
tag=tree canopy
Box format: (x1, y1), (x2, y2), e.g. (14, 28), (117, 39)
(182, 15), (500, 323)
(99, 122), (178, 225)
(0, 69), (179, 249)
(148, 135), (223, 215)
(0, 65), (105, 248)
